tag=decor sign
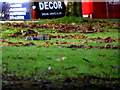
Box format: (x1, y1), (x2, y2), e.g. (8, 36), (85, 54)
(34, 1), (66, 19)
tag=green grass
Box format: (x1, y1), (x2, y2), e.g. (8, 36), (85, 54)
(1, 17), (120, 88)
(2, 46), (119, 79)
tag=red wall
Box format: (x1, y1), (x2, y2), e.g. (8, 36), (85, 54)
(82, 1), (120, 19)
(82, 2), (93, 15)
(92, 2), (120, 19)
(92, 2), (107, 19)
(107, 2), (120, 19)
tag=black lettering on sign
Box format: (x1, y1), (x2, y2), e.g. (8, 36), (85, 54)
(39, 1), (63, 10)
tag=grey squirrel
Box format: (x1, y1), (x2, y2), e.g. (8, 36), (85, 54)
(25, 34), (51, 41)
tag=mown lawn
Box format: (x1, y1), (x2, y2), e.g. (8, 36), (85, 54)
(1, 17), (120, 89)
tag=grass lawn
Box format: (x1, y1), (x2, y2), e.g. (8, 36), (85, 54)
(1, 17), (120, 89)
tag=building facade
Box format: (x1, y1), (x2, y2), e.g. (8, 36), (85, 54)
(1, 0), (120, 19)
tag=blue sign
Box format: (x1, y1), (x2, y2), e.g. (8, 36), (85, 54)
(3, 2), (30, 20)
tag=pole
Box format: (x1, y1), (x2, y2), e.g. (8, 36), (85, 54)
(106, 0), (109, 19)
